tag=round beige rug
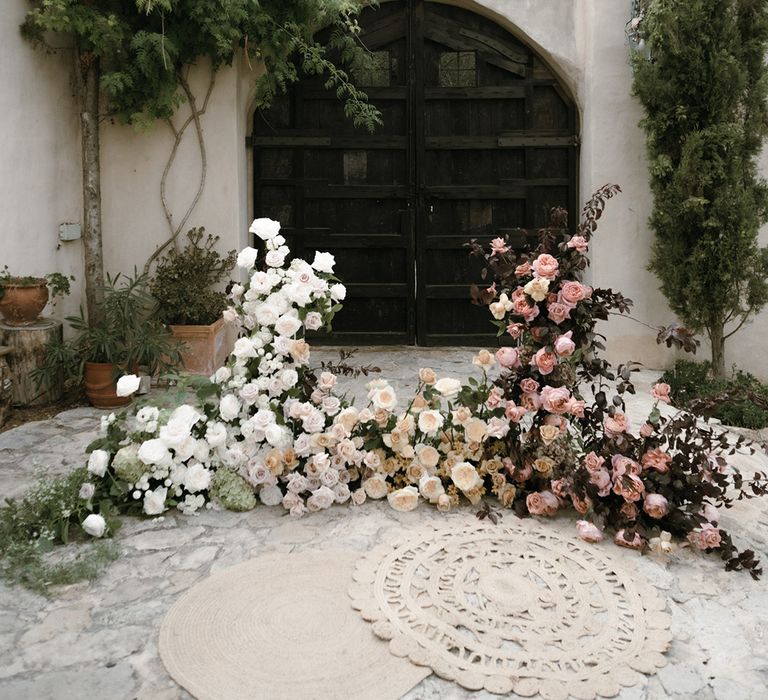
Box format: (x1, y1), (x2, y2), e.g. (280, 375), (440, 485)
(159, 550), (430, 700)
(349, 516), (672, 700)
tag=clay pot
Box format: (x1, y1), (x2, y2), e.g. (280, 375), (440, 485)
(83, 361), (132, 409)
(169, 318), (235, 376)
(0, 282), (49, 326)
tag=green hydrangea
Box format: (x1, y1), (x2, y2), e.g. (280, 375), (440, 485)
(210, 468), (257, 512)
(112, 445), (146, 484)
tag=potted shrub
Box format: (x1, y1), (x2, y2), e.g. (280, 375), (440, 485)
(0, 269), (73, 326)
(149, 227), (237, 375)
(33, 273), (182, 408)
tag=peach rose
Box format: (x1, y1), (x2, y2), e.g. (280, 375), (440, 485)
(576, 520), (603, 543)
(436, 493), (452, 512)
(620, 502), (639, 521)
(490, 237), (509, 255)
(533, 457), (555, 477)
(505, 403), (528, 422)
(362, 475), (389, 499)
(553, 331), (576, 357)
(506, 322), (524, 339)
(540, 385), (571, 414)
(559, 281), (587, 305)
(611, 454), (642, 478)
(515, 261), (532, 277)
(613, 473), (645, 502)
(547, 303), (571, 324)
(531, 253), (559, 280)
(520, 392), (542, 412)
(604, 412), (629, 437)
(639, 422), (654, 438)
(550, 478), (570, 498)
(472, 349), (496, 372)
(643, 493), (669, 519)
(526, 490), (559, 516)
(520, 378), (540, 394)
(510, 462), (533, 483)
(451, 462), (482, 491)
(614, 529), (645, 550)
(496, 346), (521, 369)
(641, 448), (672, 473)
(567, 398), (586, 417)
(419, 367), (437, 385)
(584, 451), (605, 471)
(539, 424), (561, 445)
(566, 235), (588, 252)
(571, 494), (592, 514)
(688, 523), (722, 550)
(499, 483), (517, 507)
(651, 382), (671, 404)
(290, 339), (311, 364)
(531, 348), (558, 376)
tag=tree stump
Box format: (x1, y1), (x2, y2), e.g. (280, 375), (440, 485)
(0, 319), (63, 406)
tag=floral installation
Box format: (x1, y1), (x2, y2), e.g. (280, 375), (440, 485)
(76, 196), (768, 578)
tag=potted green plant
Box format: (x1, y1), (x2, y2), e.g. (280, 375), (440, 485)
(0, 269), (73, 326)
(149, 227), (237, 376)
(33, 272), (183, 408)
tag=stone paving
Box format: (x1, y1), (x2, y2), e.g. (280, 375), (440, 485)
(0, 347), (767, 700)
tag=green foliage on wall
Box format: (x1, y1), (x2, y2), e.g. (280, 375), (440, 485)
(632, 0), (768, 376)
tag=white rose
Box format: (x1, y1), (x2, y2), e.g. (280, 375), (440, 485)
(116, 374), (141, 397)
(79, 482), (96, 500)
(302, 410), (326, 434)
(304, 312), (323, 331)
(82, 513), (107, 538)
(279, 368), (299, 389)
(222, 307), (238, 324)
(249, 217), (281, 241)
(232, 337), (257, 359)
(434, 377), (462, 399)
(204, 421), (228, 448)
(87, 449), (110, 477)
(321, 395), (341, 416)
(387, 486), (420, 512)
(214, 366), (232, 384)
(363, 475), (389, 499)
(418, 410), (444, 435)
(159, 419), (191, 449)
(264, 423), (289, 448)
(351, 488), (366, 506)
(330, 283), (346, 301)
(135, 406), (160, 429)
(419, 475), (445, 502)
(238, 382), (261, 406)
(307, 485), (336, 511)
(265, 249), (287, 268)
(311, 251), (336, 273)
(236, 246), (259, 270)
(486, 417), (510, 439)
(170, 404), (202, 432)
(259, 485), (284, 507)
(183, 463), (212, 493)
(143, 486), (168, 515)
(275, 313), (303, 337)
(464, 418), (487, 444)
(416, 444), (440, 469)
(371, 386), (397, 411)
(255, 304), (280, 328)
(451, 462), (482, 492)
(137, 438), (170, 465)
(219, 394), (242, 422)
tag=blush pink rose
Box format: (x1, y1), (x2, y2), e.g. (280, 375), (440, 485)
(505, 403), (528, 422)
(531, 348), (558, 376)
(611, 454), (642, 478)
(550, 478), (570, 498)
(559, 281), (588, 306)
(515, 261), (532, 277)
(566, 235), (588, 253)
(526, 490), (559, 516)
(589, 469), (611, 497)
(490, 237), (509, 255)
(508, 461), (533, 483)
(614, 529), (645, 550)
(576, 520), (603, 543)
(613, 473), (645, 502)
(553, 331), (576, 357)
(641, 448), (672, 473)
(506, 322), (524, 339)
(604, 412), (629, 437)
(567, 398), (586, 417)
(496, 346), (521, 369)
(571, 494), (592, 514)
(643, 494), (670, 519)
(651, 382), (672, 404)
(547, 303), (571, 324)
(639, 422), (654, 438)
(520, 378), (540, 394)
(531, 254), (559, 280)
(688, 523), (722, 550)
(700, 503), (719, 523)
(584, 452), (605, 471)
(540, 385), (571, 414)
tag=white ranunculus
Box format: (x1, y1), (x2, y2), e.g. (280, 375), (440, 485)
(183, 463), (212, 493)
(259, 485), (284, 507)
(250, 217), (281, 241)
(219, 394), (242, 422)
(82, 513), (107, 538)
(205, 421), (227, 447)
(451, 462), (482, 492)
(274, 312), (303, 338)
(116, 374), (141, 397)
(363, 474), (389, 500)
(232, 337), (257, 359)
(236, 246), (259, 270)
(87, 449), (110, 477)
(330, 283), (346, 301)
(417, 409), (444, 435)
(434, 377), (462, 399)
(419, 475), (445, 502)
(138, 438), (171, 465)
(304, 311), (323, 331)
(387, 486), (420, 512)
(311, 251), (336, 273)
(143, 486), (168, 515)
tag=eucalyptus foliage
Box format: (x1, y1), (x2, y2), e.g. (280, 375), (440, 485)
(632, 0), (768, 378)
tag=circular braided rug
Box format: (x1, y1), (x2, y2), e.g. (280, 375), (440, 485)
(159, 550), (430, 700)
(349, 516), (671, 700)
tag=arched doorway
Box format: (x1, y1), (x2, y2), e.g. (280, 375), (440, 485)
(250, 0), (579, 345)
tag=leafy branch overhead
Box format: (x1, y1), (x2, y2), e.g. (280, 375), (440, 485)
(22, 0), (383, 131)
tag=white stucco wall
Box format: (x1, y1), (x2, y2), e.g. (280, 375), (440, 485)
(3, 0), (767, 376)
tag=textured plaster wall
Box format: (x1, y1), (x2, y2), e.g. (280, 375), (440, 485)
(3, 0), (768, 375)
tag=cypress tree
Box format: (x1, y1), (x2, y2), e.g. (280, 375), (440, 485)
(632, 0), (768, 378)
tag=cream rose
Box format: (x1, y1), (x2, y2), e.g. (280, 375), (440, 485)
(451, 462), (482, 492)
(418, 475), (445, 502)
(387, 486), (420, 512)
(464, 418), (487, 444)
(523, 276), (550, 301)
(87, 450), (110, 478)
(434, 377), (462, 399)
(418, 409), (444, 435)
(82, 513), (107, 538)
(363, 475), (389, 499)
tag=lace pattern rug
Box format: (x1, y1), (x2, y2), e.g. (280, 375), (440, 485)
(349, 516), (671, 699)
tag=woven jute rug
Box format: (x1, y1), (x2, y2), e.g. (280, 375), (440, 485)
(349, 516), (671, 700)
(159, 550), (430, 700)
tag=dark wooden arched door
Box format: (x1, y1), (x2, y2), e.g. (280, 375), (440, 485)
(250, 0), (578, 345)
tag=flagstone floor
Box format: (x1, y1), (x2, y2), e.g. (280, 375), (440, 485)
(1, 348), (767, 700)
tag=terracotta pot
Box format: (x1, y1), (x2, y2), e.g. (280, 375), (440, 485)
(170, 318), (235, 376)
(0, 282), (49, 326)
(83, 361), (132, 409)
